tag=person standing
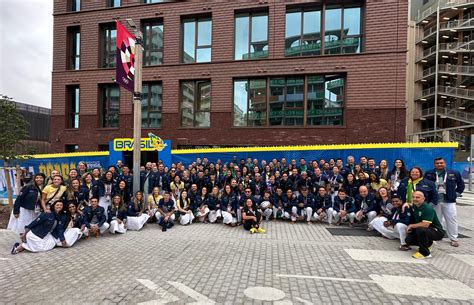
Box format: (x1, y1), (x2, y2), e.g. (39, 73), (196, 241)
(425, 157), (465, 247)
(406, 191), (445, 259)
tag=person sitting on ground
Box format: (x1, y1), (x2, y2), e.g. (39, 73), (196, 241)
(314, 186), (332, 223)
(147, 186), (162, 221)
(127, 191), (150, 231)
(370, 194), (412, 250)
(61, 202), (86, 246)
(406, 191), (445, 259)
(156, 192), (176, 232)
(332, 189), (356, 227)
(355, 186), (379, 226)
(108, 195), (127, 234)
(177, 190), (195, 225)
(83, 197), (110, 237)
(12, 201), (67, 254)
(242, 198), (265, 234)
(282, 189), (298, 222)
(297, 187), (316, 224)
(258, 190), (273, 221)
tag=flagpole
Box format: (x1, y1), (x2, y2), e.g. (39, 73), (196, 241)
(126, 19), (143, 195)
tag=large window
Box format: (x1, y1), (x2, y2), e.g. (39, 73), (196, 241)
(182, 18), (212, 63)
(66, 85), (80, 129)
(100, 84), (120, 128)
(285, 4), (362, 56)
(100, 24), (116, 68)
(68, 27), (80, 70)
(142, 82), (162, 128)
(180, 81), (211, 127)
(235, 12), (268, 60)
(107, 0), (121, 7)
(233, 79), (267, 126)
(142, 20), (164, 66)
(233, 75), (344, 127)
(69, 0), (80, 12)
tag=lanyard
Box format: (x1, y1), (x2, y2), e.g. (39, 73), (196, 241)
(436, 172), (447, 185)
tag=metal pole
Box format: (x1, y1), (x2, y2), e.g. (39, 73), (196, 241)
(131, 24), (143, 195)
(433, 4), (440, 139)
(469, 134), (473, 192)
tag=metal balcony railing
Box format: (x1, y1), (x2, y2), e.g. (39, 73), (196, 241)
(416, 66), (437, 80)
(438, 64), (474, 75)
(438, 86), (474, 99)
(439, 41), (474, 52)
(440, 18), (474, 31)
(416, 87), (436, 100)
(416, 45), (437, 62)
(438, 106), (474, 124)
(417, 0), (474, 23)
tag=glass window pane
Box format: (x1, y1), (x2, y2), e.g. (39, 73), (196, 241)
(181, 82), (195, 127)
(196, 48), (211, 63)
(195, 112), (210, 127)
(285, 12), (302, 56)
(149, 112), (161, 128)
(150, 84), (162, 111)
(235, 16), (250, 60)
(269, 78), (285, 125)
(183, 21), (196, 63)
(74, 88), (80, 112)
(306, 76), (324, 125)
(302, 11), (321, 56)
(285, 77), (304, 126)
(325, 8), (342, 54)
(344, 7), (361, 36)
(251, 15), (268, 59)
(197, 20), (212, 46)
(324, 77), (344, 126)
(248, 79), (267, 126)
(197, 82), (211, 111)
(233, 80), (248, 126)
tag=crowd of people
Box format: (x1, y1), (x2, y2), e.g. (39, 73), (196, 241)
(8, 155), (465, 259)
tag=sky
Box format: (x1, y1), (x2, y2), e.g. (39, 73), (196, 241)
(0, 0), (53, 109)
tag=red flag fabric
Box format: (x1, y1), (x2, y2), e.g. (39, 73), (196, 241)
(116, 20), (136, 92)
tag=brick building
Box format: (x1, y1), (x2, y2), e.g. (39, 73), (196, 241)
(51, 0), (408, 154)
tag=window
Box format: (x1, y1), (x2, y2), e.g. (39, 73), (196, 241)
(285, 4), (362, 56)
(235, 12), (268, 60)
(100, 24), (116, 68)
(182, 18), (212, 63)
(233, 75), (344, 127)
(141, 82), (162, 128)
(107, 0), (121, 7)
(233, 79), (267, 126)
(68, 27), (80, 70)
(307, 75), (344, 126)
(144, 0), (164, 3)
(100, 84), (120, 128)
(285, 9), (321, 56)
(69, 0), (80, 12)
(66, 85), (80, 129)
(98, 144), (109, 151)
(142, 20), (164, 66)
(180, 81), (211, 127)
(65, 145), (79, 152)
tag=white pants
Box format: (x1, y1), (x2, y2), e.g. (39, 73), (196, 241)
(127, 214), (150, 231)
(237, 208), (242, 223)
(370, 217), (408, 245)
(99, 197), (111, 220)
(283, 211), (291, 220)
(179, 212), (195, 225)
(22, 231), (56, 253)
(327, 208), (355, 224)
(356, 210), (377, 224)
(56, 228), (83, 247)
(291, 206), (304, 221)
(155, 212), (176, 224)
(109, 220), (127, 234)
(8, 208), (39, 235)
(196, 207), (210, 222)
(208, 210), (221, 223)
(85, 223), (110, 236)
(222, 211), (236, 224)
(433, 201), (458, 241)
(262, 208), (273, 220)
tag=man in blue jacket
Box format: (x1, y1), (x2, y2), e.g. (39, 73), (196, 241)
(83, 197), (110, 237)
(330, 189), (356, 227)
(354, 186), (379, 225)
(425, 157), (465, 247)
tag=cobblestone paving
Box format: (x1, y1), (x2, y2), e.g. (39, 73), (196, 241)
(1, 216), (473, 304)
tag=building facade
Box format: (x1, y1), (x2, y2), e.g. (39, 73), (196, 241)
(14, 101), (51, 154)
(51, 0), (407, 152)
(408, 0), (473, 151)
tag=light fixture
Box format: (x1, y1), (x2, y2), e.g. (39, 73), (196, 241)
(441, 115), (447, 118)
(442, 55), (449, 58)
(449, 51), (456, 54)
(441, 96), (447, 98)
(422, 20), (429, 24)
(460, 85), (466, 88)
(450, 29), (457, 32)
(442, 17), (450, 20)
(464, 61), (469, 63)
(420, 98), (427, 101)
(420, 117), (427, 120)
(442, 35), (450, 39)
(421, 59), (428, 63)
(421, 79), (427, 82)
(422, 40), (428, 44)
(458, 106), (466, 110)
(441, 75), (448, 78)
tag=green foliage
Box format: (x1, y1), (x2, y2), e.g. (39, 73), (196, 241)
(0, 95), (30, 161)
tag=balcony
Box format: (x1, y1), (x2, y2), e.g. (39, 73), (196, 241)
(440, 18), (474, 32)
(439, 64), (474, 76)
(417, 0), (474, 23)
(438, 85), (474, 99)
(415, 87), (436, 100)
(439, 40), (474, 53)
(416, 45), (437, 62)
(415, 106), (474, 124)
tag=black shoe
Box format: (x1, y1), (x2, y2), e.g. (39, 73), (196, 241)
(167, 222), (174, 229)
(162, 225), (167, 232)
(11, 242), (19, 255)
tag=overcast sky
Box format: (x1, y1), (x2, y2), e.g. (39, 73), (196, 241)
(0, 0), (53, 109)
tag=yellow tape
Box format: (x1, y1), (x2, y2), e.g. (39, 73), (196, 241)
(29, 151), (110, 159)
(171, 142), (458, 155)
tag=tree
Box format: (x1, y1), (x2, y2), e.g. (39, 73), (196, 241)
(0, 95), (30, 210)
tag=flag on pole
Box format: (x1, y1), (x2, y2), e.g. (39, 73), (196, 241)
(116, 20), (136, 92)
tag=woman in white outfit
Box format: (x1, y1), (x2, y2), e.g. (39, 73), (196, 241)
(107, 195), (127, 234)
(195, 187), (210, 223)
(126, 192), (150, 231)
(8, 173), (45, 235)
(147, 187), (162, 220)
(59, 202), (86, 246)
(207, 186), (221, 223)
(98, 171), (115, 220)
(177, 190), (195, 225)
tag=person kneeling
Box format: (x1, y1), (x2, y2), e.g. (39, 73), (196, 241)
(406, 191), (445, 259)
(12, 201), (66, 254)
(156, 192), (176, 232)
(108, 195), (127, 234)
(83, 197), (110, 237)
(61, 202), (87, 246)
(242, 199), (265, 234)
(177, 190), (194, 225)
(127, 192), (150, 231)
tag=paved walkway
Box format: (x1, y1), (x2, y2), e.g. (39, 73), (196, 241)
(1, 205), (473, 304)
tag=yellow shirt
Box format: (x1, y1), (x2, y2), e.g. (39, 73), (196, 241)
(148, 194), (162, 208)
(42, 184), (67, 204)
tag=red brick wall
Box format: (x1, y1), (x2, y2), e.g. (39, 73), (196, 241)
(51, 0), (408, 151)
